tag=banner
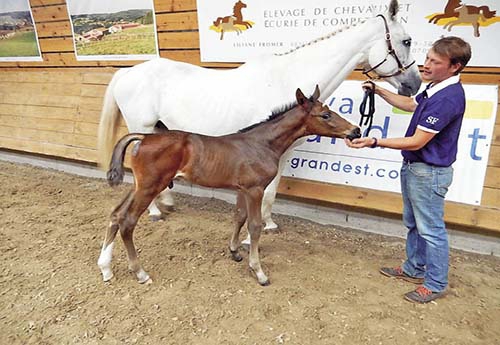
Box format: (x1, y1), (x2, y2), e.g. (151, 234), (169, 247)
(196, 0), (500, 66)
(66, 0), (159, 61)
(0, 0), (42, 62)
(282, 82), (498, 205)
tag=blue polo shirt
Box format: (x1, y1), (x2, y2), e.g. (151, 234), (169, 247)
(402, 75), (465, 167)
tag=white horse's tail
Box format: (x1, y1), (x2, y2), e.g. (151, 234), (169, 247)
(97, 69), (126, 170)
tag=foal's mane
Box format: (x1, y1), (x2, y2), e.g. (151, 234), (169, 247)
(238, 102), (298, 133)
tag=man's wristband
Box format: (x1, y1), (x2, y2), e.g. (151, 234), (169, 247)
(370, 137), (378, 148)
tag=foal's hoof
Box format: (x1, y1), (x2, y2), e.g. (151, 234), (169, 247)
(230, 249), (243, 262)
(102, 272), (114, 282)
(136, 269), (152, 284)
(138, 275), (153, 284)
(259, 279), (271, 286)
(140, 278), (153, 285)
(99, 266), (114, 282)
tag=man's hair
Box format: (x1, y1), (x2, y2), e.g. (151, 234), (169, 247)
(432, 36), (472, 74)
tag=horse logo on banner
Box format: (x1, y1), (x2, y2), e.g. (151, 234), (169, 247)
(210, 0), (254, 40)
(427, 0), (499, 37)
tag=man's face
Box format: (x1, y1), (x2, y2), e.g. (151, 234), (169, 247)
(422, 49), (461, 83)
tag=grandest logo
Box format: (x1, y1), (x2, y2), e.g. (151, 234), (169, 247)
(209, 0), (254, 40)
(427, 0), (499, 37)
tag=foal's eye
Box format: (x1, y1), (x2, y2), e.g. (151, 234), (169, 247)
(321, 113), (331, 120)
(402, 39), (411, 47)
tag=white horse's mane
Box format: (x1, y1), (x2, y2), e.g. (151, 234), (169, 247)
(274, 21), (364, 57)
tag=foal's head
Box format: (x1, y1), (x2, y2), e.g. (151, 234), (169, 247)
(297, 86), (361, 140)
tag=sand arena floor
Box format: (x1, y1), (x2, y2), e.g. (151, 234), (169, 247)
(1, 161), (499, 345)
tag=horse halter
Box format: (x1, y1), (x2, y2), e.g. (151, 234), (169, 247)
(359, 15), (416, 136)
(362, 15), (416, 80)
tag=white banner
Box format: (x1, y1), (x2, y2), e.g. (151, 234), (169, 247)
(66, 0), (159, 61)
(282, 82), (498, 205)
(196, 0), (500, 66)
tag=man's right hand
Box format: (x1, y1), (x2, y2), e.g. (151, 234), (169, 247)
(362, 80), (376, 93)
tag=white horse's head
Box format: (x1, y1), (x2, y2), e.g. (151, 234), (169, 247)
(364, 0), (421, 96)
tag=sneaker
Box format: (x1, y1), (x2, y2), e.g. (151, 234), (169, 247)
(380, 266), (424, 284)
(404, 286), (445, 304)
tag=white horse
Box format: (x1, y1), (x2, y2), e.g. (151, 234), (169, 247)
(97, 0), (421, 250)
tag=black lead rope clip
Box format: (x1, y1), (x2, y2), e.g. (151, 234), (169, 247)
(359, 80), (376, 137)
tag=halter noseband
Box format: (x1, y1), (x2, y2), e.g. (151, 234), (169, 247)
(362, 15), (416, 80)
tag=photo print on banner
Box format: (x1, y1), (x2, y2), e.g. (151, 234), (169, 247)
(0, 0), (42, 62)
(66, 0), (159, 61)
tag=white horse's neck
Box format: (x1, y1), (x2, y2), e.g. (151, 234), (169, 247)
(257, 17), (385, 101)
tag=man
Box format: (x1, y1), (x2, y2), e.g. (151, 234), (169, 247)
(345, 36), (471, 303)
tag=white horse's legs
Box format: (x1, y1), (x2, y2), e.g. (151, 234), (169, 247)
(97, 239), (115, 281)
(241, 175), (280, 246)
(146, 187), (175, 220)
(156, 188), (175, 211)
(262, 177), (280, 230)
(147, 201), (163, 221)
(124, 123), (174, 222)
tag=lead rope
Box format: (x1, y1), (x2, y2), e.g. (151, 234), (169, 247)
(358, 80), (375, 137)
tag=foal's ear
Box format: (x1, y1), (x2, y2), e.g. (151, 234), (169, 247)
(296, 88), (308, 106)
(388, 0), (399, 20)
(312, 84), (320, 101)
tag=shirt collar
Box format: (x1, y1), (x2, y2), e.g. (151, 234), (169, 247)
(425, 74), (460, 98)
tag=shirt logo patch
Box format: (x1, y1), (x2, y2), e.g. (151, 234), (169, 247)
(426, 116), (439, 125)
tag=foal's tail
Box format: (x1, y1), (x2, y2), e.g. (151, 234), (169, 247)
(107, 133), (145, 187)
(97, 68), (127, 170)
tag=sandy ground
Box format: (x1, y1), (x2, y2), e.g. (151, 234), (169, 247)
(1, 161), (499, 345)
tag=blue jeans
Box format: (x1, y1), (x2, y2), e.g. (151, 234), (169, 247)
(400, 162), (453, 292)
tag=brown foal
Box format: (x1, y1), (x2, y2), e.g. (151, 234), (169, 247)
(98, 86), (361, 285)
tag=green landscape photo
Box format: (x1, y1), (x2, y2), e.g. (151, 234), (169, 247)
(0, 30), (40, 57)
(0, 6), (41, 59)
(69, 7), (157, 57)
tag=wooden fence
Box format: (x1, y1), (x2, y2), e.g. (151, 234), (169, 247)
(0, 0), (499, 234)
